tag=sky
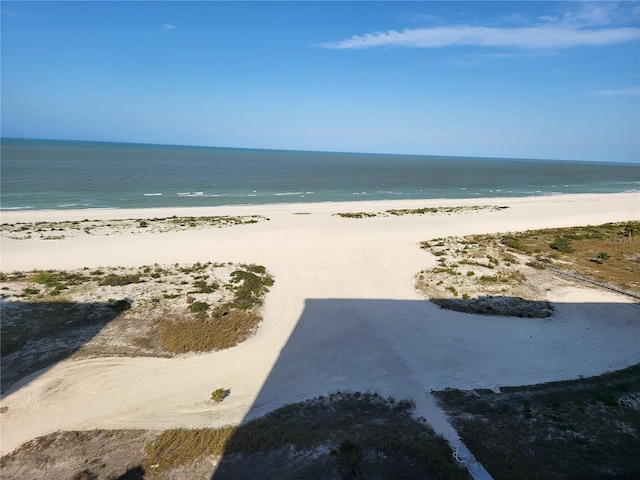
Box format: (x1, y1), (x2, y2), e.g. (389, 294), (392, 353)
(1, 1), (639, 163)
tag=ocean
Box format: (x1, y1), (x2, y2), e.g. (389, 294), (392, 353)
(1, 138), (638, 211)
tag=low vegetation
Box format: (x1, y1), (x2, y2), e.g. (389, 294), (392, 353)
(334, 204), (508, 218)
(211, 388), (227, 403)
(145, 391), (470, 479)
(434, 365), (640, 480)
(0, 214), (268, 240)
(416, 221), (639, 316)
(491, 221), (639, 293)
(2, 392), (469, 479)
(0, 262), (273, 390)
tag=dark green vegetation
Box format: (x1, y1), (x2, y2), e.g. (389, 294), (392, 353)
(145, 391), (470, 479)
(334, 205), (508, 219)
(434, 365), (640, 480)
(0, 214), (267, 240)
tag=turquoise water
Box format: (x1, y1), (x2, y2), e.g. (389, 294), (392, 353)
(1, 138), (638, 211)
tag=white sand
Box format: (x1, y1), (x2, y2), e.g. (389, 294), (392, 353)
(1, 192), (639, 455)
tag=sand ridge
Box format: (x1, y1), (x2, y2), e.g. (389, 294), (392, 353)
(1, 192), (639, 455)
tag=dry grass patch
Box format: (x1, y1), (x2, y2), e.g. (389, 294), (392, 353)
(154, 309), (261, 353)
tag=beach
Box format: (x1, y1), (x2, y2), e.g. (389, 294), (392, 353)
(1, 192), (639, 456)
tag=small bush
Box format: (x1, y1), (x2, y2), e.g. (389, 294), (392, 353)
(189, 301), (209, 313)
(594, 251), (611, 264)
(445, 285), (458, 296)
(332, 439), (364, 479)
(211, 388), (227, 403)
(193, 280), (218, 293)
(31, 271), (59, 286)
(549, 236), (574, 253)
(100, 273), (141, 286)
(501, 236), (525, 251)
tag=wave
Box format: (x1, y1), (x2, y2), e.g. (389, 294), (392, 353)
(58, 203), (93, 208)
(0, 205), (36, 210)
(177, 192), (204, 197)
(273, 191), (314, 196)
(144, 193), (162, 196)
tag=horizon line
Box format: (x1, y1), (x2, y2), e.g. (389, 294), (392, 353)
(2, 136), (638, 165)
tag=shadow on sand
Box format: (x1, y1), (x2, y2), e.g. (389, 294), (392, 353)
(1, 294), (638, 477)
(211, 296), (640, 478)
(0, 299), (131, 395)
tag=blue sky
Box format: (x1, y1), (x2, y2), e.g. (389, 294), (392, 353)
(1, 1), (639, 162)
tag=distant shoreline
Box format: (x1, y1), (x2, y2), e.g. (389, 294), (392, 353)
(1, 191), (638, 225)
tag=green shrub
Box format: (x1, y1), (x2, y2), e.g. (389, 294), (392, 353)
(189, 301), (209, 313)
(445, 285), (458, 296)
(193, 280), (218, 293)
(100, 273), (141, 286)
(549, 236), (574, 253)
(594, 251), (611, 264)
(332, 439), (364, 479)
(31, 271), (59, 286)
(211, 388), (227, 403)
(501, 236), (525, 250)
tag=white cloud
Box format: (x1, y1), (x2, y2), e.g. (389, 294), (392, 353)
(317, 25), (639, 50)
(592, 87), (640, 96)
(163, 23), (176, 32)
(317, 3), (640, 51)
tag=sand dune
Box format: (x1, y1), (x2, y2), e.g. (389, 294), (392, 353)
(1, 192), (639, 455)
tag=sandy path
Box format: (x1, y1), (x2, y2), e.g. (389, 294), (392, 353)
(1, 193), (639, 455)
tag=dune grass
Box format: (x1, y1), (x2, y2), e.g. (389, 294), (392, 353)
(434, 365), (640, 480)
(1, 262), (274, 360)
(144, 391), (470, 479)
(484, 221), (639, 289)
(334, 205), (508, 219)
(417, 221), (640, 316)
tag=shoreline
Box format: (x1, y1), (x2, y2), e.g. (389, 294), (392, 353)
(1, 191), (639, 456)
(1, 191), (638, 224)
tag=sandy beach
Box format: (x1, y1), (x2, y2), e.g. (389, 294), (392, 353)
(1, 192), (639, 457)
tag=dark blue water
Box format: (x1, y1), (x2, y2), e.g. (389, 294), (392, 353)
(1, 138), (638, 211)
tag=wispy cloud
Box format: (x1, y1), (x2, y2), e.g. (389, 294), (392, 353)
(163, 23), (176, 32)
(591, 87), (640, 96)
(317, 3), (640, 51)
(318, 25), (639, 50)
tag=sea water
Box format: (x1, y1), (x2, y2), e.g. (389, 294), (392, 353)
(1, 138), (638, 211)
